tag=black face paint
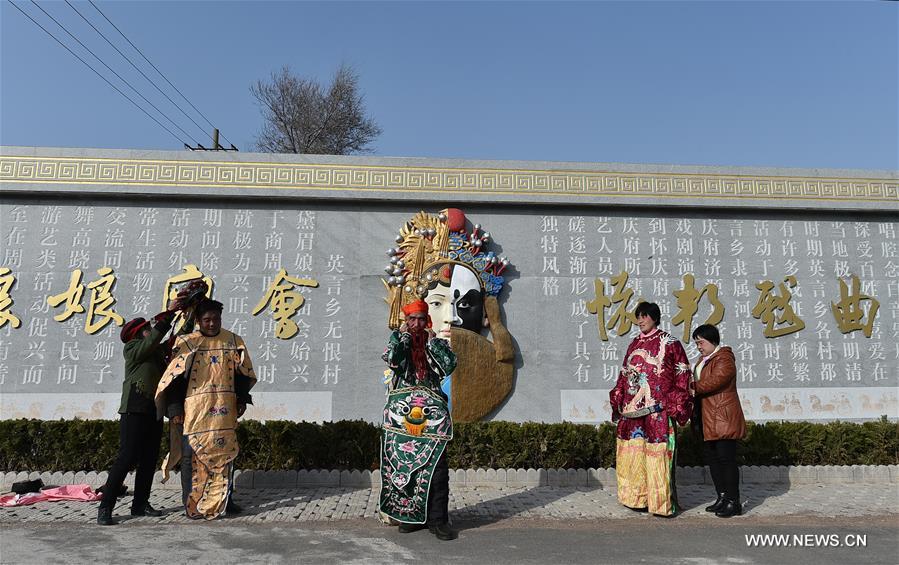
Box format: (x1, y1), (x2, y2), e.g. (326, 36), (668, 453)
(454, 288), (485, 333)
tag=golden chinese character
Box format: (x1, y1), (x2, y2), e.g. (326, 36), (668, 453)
(47, 269), (86, 322)
(252, 268), (319, 339)
(47, 267), (124, 334)
(672, 273), (725, 342)
(831, 274), (879, 337)
(587, 270), (636, 341)
(752, 275), (805, 338)
(162, 264), (214, 331)
(0, 267), (21, 329)
(85, 267), (124, 334)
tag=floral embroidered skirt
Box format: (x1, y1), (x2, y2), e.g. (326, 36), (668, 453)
(379, 386), (452, 524)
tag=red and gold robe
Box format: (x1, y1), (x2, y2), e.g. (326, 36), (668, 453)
(609, 328), (692, 516)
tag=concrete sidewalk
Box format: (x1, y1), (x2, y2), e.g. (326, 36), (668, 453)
(2, 481), (896, 525)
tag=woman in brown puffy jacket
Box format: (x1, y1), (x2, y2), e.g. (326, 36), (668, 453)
(692, 324), (746, 518)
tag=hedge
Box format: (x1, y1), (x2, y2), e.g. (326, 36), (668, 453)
(1, 418), (896, 472)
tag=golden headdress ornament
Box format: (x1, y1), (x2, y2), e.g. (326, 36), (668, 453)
(383, 208), (510, 328)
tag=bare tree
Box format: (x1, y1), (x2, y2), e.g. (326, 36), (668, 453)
(251, 64), (382, 155)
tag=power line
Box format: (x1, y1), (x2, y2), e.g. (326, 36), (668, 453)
(28, 0), (199, 145)
(6, 0), (188, 146)
(88, 0), (236, 148)
(64, 0), (208, 142)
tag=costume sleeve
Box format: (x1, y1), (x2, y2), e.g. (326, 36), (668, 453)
(166, 376), (187, 418)
(236, 374), (254, 405)
(427, 337), (457, 377)
(695, 349), (737, 396)
(382, 330), (411, 371)
(234, 336), (256, 404)
(176, 308), (196, 336)
(609, 340), (635, 423)
(235, 336), (257, 383)
(155, 334), (193, 418)
(664, 339), (694, 426)
(152, 309), (176, 330)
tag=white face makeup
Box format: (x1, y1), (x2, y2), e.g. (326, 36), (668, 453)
(425, 265), (482, 341)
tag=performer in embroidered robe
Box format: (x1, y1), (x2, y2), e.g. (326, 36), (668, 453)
(380, 300), (457, 540)
(609, 302), (693, 517)
(155, 299), (256, 520)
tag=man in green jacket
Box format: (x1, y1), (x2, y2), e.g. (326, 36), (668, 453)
(97, 299), (181, 525)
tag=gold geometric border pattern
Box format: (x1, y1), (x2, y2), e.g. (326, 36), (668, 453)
(1, 155), (896, 201)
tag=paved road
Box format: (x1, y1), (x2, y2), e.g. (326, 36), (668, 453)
(2, 483), (897, 564)
(1, 516), (896, 565)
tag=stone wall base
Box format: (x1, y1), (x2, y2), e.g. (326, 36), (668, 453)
(2, 465), (896, 492)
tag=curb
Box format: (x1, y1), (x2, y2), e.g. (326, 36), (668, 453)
(2, 465), (897, 492)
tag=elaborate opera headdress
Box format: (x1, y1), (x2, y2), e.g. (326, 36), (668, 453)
(383, 208), (511, 328)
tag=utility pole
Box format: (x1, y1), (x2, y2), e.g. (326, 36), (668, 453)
(185, 128), (238, 151)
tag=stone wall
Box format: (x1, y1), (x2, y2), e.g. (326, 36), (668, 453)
(1, 147), (896, 422)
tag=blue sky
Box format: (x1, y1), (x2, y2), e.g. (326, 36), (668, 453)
(1, 1), (896, 169)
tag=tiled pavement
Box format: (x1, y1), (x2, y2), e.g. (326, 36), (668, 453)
(2, 482), (896, 524)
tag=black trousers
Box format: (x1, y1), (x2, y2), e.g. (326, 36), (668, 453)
(99, 413), (163, 510)
(704, 439), (740, 502)
(180, 435), (193, 507)
(427, 448), (450, 525)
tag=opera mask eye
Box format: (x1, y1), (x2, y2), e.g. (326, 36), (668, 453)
(398, 402), (410, 415)
(452, 288), (485, 333)
(421, 406), (433, 417)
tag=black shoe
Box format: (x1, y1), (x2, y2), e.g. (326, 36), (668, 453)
(131, 503), (163, 517)
(705, 493), (726, 513)
(429, 523), (457, 541)
(226, 500), (242, 514)
(97, 507), (115, 526)
(398, 523), (428, 533)
(628, 506), (649, 513)
(715, 500), (742, 518)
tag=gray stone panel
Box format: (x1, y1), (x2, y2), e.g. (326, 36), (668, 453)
(0, 147), (896, 423)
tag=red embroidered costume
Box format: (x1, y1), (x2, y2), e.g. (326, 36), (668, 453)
(609, 328), (693, 516)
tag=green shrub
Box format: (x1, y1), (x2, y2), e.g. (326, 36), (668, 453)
(0, 418), (895, 471)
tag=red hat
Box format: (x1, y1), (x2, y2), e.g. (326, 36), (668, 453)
(402, 300), (429, 317)
(120, 318), (149, 343)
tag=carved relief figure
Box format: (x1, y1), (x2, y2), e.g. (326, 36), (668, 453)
(740, 396), (753, 417)
(786, 394), (803, 417)
(760, 395), (785, 414)
(836, 394), (852, 416)
(861, 395), (884, 413)
(882, 393), (898, 415)
(383, 209), (514, 422)
(810, 395), (835, 413)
